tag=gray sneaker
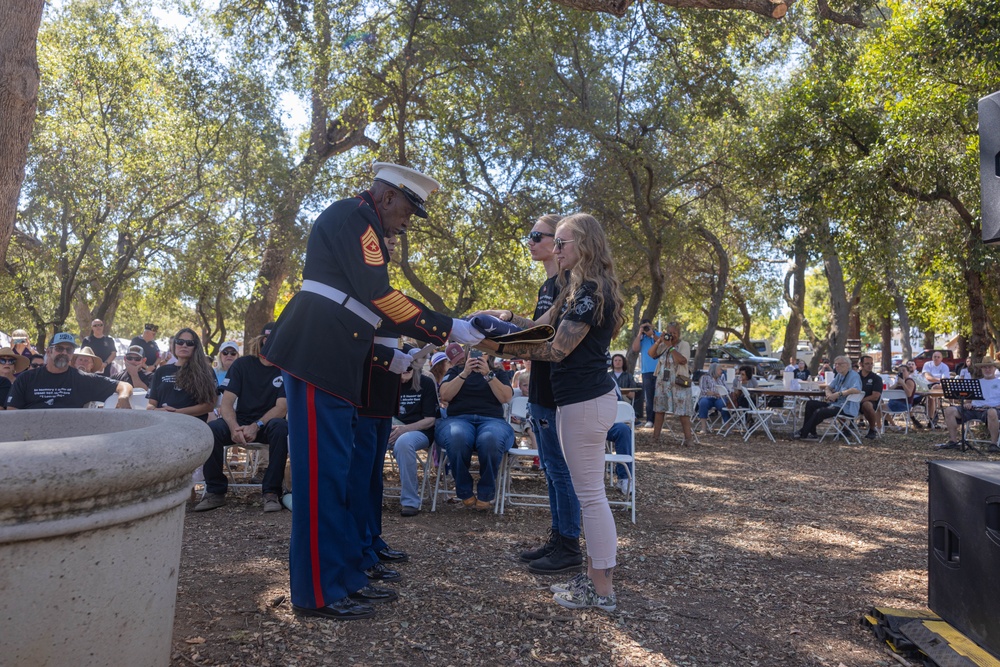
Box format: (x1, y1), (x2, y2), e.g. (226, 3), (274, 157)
(549, 572), (588, 594)
(263, 493), (282, 513)
(553, 579), (617, 612)
(194, 493), (226, 512)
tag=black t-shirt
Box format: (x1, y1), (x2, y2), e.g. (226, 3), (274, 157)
(220, 356), (285, 425)
(82, 335), (117, 375)
(148, 363), (210, 421)
(130, 336), (160, 367)
(0, 376), (11, 409)
(860, 370), (883, 398)
(442, 365), (512, 419)
(528, 274), (559, 409)
(8, 367), (120, 409)
(793, 369), (810, 380)
(550, 281), (618, 407)
(397, 374), (438, 442)
(112, 367), (154, 388)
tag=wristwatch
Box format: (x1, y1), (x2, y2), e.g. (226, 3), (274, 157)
(255, 420), (265, 429)
(485, 371), (496, 382)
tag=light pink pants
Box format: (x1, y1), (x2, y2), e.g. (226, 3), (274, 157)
(556, 389), (618, 569)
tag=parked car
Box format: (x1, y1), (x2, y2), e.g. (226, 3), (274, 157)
(774, 341), (815, 366)
(911, 349), (963, 372)
(693, 344), (783, 380)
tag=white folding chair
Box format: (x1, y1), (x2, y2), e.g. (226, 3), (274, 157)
(605, 401), (636, 524)
(739, 386), (776, 442)
(879, 389), (912, 434)
(497, 396), (545, 514)
(383, 440), (434, 509)
(819, 393), (864, 445)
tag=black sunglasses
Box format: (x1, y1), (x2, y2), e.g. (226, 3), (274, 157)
(221, 349), (238, 356)
(528, 231), (554, 243)
(125, 354), (144, 361)
(174, 339), (197, 347)
(0, 358), (16, 365)
(30, 362), (44, 368)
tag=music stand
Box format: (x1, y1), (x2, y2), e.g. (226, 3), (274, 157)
(938, 379), (984, 455)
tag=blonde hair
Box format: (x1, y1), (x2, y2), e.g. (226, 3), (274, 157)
(551, 213), (625, 336)
(536, 214), (561, 231)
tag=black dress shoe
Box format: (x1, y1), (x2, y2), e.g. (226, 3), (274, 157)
(292, 597), (375, 620)
(348, 584), (399, 604)
(365, 561), (402, 582)
(377, 546), (410, 563)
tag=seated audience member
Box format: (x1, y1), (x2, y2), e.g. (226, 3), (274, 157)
(27, 354), (45, 370)
(10, 329), (36, 360)
(131, 323), (160, 372)
(609, 353), (639, 410)
(113, 345), (154, 389)
(509, 371), (537, 448)
(72, 347), (105, 374)
(147, 328), (216, 421)
(696, 362), (730, 434)
(922, 350), (950, 428)
(730, 365), (758, 409)
(82, 319), (116, 376)
(958, 356), (972, 380)
(817, 358), (832, 376)
(858, 355), (883, 439)
(435, 346), (514, 510)
(886, 363), (926, 429)
(196, 323), (288, 513)
(793, 359), (810, 381)
(939, 356), (1000, 450)
(793, 356), (862, 440)
(513, 371), (530, 398)
(429, 351), (451, 387)
(391, 357), (438, 517)
(0, 347), (30, 407)
(7, 333), (132, 409)
(214, 341), (240, 387)
(606, 421), (633, 495)
(784, 357), (798, 373)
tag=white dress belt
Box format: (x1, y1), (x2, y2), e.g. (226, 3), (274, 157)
(374, 336), (399, 347)
(300, 280), (382, 329)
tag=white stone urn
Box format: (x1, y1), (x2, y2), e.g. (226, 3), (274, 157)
(0, 410), (213, 667)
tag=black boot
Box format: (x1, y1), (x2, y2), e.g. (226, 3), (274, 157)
(527, 534), (583, 574)
(519, 528), (557, 563)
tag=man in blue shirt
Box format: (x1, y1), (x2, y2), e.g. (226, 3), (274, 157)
(630, 318), (659, 427)
(794, 356), (863, 440)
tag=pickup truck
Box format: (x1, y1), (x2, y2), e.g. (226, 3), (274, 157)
(911, 349), (963, 373)
(693, 344), (783, 380)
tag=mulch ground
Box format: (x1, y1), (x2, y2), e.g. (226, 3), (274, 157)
(171, 422), (1000, 667)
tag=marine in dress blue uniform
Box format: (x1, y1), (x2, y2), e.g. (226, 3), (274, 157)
(261, 163), (483, 620)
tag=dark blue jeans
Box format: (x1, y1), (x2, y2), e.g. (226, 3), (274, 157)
(204, 417), (289, 496)
(531, 403), (581, 539)
(641, 372), (656, 421)
(435, 414), (513, 502)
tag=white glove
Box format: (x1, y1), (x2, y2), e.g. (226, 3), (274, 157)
(449, 318), (485, 345)
(388, 349), (414, 374)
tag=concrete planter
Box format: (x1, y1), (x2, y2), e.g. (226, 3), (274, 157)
(0, 410), (213, 667)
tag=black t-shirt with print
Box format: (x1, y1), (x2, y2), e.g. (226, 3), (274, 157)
(220, 356), (285, 425)
(82, 335), (117, 375)
(8, 367), (120, 409)
(0, 376), (11, 408)
(528, 274), (559, 409)
(148, 363), (210, 421)
(442, 365), (512, 419)
(860, 370), (883, 398)
(550, 281), (618, 407)
(112, 366), (154, 388)
(397, 374), (438, 442)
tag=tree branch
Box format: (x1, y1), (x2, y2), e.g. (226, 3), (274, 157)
(547, 0), (790, 21)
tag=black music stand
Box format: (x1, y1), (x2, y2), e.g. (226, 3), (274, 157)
(938, 379), (984, 455)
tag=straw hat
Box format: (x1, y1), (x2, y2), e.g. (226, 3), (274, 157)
(975, 355), (1000, 368)
(0, 347), (29, 373)
(71, 346), (105, 373)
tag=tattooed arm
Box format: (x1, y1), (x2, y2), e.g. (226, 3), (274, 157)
(481, 320), (591, 363)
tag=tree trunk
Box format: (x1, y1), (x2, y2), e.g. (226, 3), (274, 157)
(692, 225), (729, 371)
(880, 314), (892, 372)
(820, 230), (852, 360)
(0, 0), (45, 266)
(964, 267), (991, 365)
(887, 276), (912, 361)
(779, 238), (806, 365)
(922, 329), (934, 352)
(956, 334), (968, 361)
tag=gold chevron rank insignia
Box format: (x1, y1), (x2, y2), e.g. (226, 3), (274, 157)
(373, 290), (420, 324)
(360, 226), (384, 266)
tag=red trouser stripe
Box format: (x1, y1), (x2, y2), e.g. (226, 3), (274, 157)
(306, 383), (324, 607)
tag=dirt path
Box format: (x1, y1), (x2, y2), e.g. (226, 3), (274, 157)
(171, 427), (994, 666)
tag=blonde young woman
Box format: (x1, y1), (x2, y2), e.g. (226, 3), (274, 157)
(479, 213), (626, 612)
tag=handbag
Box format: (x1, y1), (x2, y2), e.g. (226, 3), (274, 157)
(674, 374), (692, 389)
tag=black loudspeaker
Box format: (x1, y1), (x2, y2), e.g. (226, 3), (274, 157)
(979, 90), (1000, 245)
(927, 461), (1000, 656)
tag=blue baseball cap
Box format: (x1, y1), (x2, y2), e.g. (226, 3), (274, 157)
(48, 332), (77, 348)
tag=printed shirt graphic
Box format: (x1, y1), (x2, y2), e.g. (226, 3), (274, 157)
(550, 281), (617, 407)
(8, 367), (119, 409)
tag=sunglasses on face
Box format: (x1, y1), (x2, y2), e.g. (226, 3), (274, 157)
(125, 355), (143, 362)
(52, 345), (75, 354)
(528, 231), (554, 243)
(0, 358), (16, 365)
(30, 362), (44, 368)
(174, 339), (196, 348)
(221, 349), (238, 356)
(553, 237), (577, 252)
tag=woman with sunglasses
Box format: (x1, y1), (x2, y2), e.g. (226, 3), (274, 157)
(0, 346), (30, 408)
(478, 213), (626, 612)
(214, 341), (240, 387)
(147, 328), (217, 421)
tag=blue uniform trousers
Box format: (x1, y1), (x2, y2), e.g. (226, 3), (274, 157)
(284, 372), (368, 608)
(349, 415), (391, 571)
